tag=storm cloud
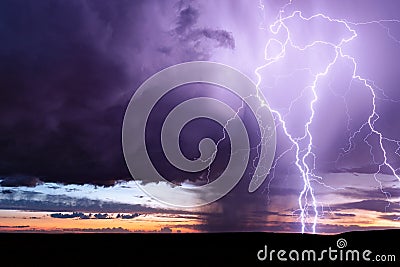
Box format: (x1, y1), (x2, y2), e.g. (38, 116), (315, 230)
(0, 0), (235, 185)
(1, 0), (400, 234)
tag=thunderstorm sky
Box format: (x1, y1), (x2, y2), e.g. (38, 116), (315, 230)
(1, 0), (400, 233)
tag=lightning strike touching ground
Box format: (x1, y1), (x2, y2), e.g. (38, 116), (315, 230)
(256, 0), (400, 233)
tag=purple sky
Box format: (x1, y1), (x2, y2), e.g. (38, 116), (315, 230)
(1, 0), (400, 233)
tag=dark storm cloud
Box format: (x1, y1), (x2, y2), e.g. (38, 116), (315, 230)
(0, 190), (157, 213)
(2, 227), (132, 233)
(265, 187), (300, 197)
(159, 226), (173, 233)
(116, 213), (140, 219)
(63, 227), (131, 233)
(174, 5), (234, 49)
(331, 199), (400, 213)
(336, 187), (400, 200)
(191, 29), (235, 49)
(0, 0), (134, 184)
(174, 4), (235, 50)
(333, 213), (356, 217)
(175, 5), (199, 34)
(198, 178), (283, 232)
(1, 0), (399, 235)
(0, 225), (29, 229)
(328, 165), (398, 176)
(51, 212), (90, 219)
(316, 223), (391, 234)
(93, 213), (111, 219)
(0, 176), (42, 187)
(379, 214), (400, 221)
(0, 0), (136, 184)
(0, 0), (235, 186)
(0, 188), (209, 217)
(51, 212), (141, 219)
(169, 5), (235, 60)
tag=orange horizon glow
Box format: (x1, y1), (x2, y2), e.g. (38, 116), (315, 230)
(0, 208), (399, 234)
(0, 210), (201, 233)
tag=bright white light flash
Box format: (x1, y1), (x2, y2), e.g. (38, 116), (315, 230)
(255, 0), (400, 233)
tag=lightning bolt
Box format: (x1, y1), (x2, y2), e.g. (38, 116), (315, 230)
(200, 100), (245, 185)
(255, 0), (400, 233)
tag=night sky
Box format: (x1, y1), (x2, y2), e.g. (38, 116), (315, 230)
(1, 0), (400, 233)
